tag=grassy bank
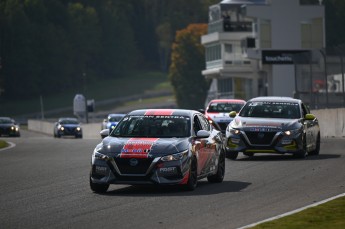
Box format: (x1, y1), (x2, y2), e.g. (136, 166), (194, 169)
(0, 71), (171, 117)
(251, 195), (345, 229)
(0, 140), (9, 149)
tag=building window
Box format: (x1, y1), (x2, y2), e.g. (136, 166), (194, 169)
(218, 78), (233, 95)
(206, 44), (221, 61)
(301, 18), (323, 49)
(225, 44), (232, 53)
(260, 19), (271, 48)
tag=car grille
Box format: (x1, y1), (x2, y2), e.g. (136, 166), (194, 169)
(63, 127), (77, 135)
(217, 122), (228, 132)
(114, 158), (154, 175)
(0, 126), (11, 135)
(244, 131), (277, 145)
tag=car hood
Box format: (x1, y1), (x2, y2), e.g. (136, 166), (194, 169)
(61, 124), (80, 127)
(230, 116), (301, 131)
(97, 137), (190, 158)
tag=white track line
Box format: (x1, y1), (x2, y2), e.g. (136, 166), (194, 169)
(0, 141), (16, 152)
(238, 192), (345, 229)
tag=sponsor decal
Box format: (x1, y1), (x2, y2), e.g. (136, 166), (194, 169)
(145, 109), (174, 116)
(159, 167), (177, 175)
(120, 138), (159, 158)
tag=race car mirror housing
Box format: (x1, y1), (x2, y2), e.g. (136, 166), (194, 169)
(196, 130), (210, 138)
(305, 114), (315, 121)
(100, 129), (110, 139)
(229, 111), (237, 118)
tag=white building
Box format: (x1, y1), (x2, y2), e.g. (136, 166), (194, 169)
(202, 0), (325, 103)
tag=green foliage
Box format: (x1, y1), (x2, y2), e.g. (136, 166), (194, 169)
(0, 0), (216, 102)
(169, 24), (210, 110)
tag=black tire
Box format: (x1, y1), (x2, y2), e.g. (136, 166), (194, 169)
(308, 133), (320, 156)
(243, 152), (254, 157)
(90, 176), (109, 193)
(207, 149), (225, 183)
(184, 157), (198, 191)
(294, 137), (307, 159)
(226, 150), (238, 160)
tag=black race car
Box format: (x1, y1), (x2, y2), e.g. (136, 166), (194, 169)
(0, 117), (20, 137)
(90, 109), (225, 193)
(225, 97), (320, 159)
(53, 117), (82, 138)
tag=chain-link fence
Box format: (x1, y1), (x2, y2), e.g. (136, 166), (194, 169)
(294, 45), (345, 109)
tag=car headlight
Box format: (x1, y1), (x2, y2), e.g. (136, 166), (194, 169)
(93, 152), (110, 160)
(284, 129), (301, 136)
(93, 145), (110, 161)
(76, 127), (81, 131)
(161, 150), (188, 162)
(227, 126), (240, 135)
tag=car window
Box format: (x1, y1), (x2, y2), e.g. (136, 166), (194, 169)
(109, 116), (124, 122)
(197, 114), (211, 131)
(111, 115), (191, 138)
(60, 120), (79, 124)
(239, 101), (301, 119)
(301, 103), (310, 117)
(193, 115), (203, 135)
(0, 118), (13, 124)
(207, 102), (244, 112)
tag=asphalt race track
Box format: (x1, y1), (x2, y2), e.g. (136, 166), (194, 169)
(0, 130), (344, 229)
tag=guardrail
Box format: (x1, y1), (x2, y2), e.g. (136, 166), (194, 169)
(28, 108), (345, 139)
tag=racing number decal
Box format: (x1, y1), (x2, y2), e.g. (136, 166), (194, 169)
(120, 138), (159, 158)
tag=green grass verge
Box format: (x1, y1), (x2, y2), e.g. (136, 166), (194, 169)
(0, 71), (171, 117)
(251, 196), (345, 229)
(0, 140), (9, 149)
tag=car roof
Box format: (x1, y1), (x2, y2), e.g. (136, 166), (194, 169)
(248, 96), (301, 103)
(127, 109), (199, 117)
(58, 117), (78, 121)
(108, 113), (126, 117)
(0, 117), (12, 120)
(208, 99), (246, 104)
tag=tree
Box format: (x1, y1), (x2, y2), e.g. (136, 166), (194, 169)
(169, 24), (210, 109)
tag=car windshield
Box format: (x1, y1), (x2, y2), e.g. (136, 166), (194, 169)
(239, 101), (301, 119)
(207, 102), (244, 113)
(0, 118), (13, 124)
(109, 115), (124, 122)
(111, 115), (191, 138)
(60, 119), (79, 125)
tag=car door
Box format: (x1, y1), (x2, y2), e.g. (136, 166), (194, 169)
(195, 114), (216, 175)
(301, 103), (316, 150)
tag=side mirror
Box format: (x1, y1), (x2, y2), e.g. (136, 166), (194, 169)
(100, 129), (110, 139)
(305, 114), (315, 120)
(229, 111), (237, 118)
(196, 130), (210, 138)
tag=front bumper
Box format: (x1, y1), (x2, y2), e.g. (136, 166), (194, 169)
(226, 130), (304, 154)
(58, 128), (82, 136)
(90, 155), (191, 185)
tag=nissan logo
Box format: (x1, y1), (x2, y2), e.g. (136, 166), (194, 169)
(258, 133), (265, 139)
(129, 158), (139, 166)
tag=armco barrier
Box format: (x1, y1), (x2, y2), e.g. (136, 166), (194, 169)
(28, 120), (101, 139)
(28, 108), (345, 139)
(311, 108), (345, 138)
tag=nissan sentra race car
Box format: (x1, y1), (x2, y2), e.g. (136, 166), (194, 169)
(90, 109), (225, 193)
(205, 99), (246, 133)
(225, 97), (320, 159)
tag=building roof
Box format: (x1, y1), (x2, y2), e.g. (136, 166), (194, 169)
(220, 0), (266, 5)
